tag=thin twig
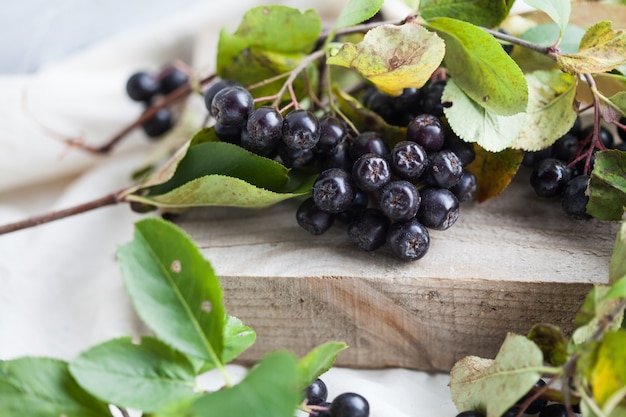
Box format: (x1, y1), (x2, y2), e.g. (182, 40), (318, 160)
(271, 49), (325, 109)
(480, 27), (558, 58)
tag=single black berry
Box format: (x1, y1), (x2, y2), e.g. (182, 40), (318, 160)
(296, 198), (335, 235)
(210, 85), (253, 126)
(328, 392), (369, 417)
(142, 107), (173, 138)
(352, 153), (391, 192)
(417, 187), (460, 230)
(158, 66), (189, 95)
(450, 170), (477, 203)
(561, 174), (591, 219)
(420, 80), (446, 117)
(305, 378), (328, 406)
(429, 149), (463, 189)
(347, 208), (390, 251)
(538, 404), (567, 417)
(530, 158), (571, 198)
(241, 128), (278, 157)
(522, 148), (553, 168)
(214, 122), (242, 145)
(319, 141), (353, 172)
(317, 114), (348, 154)
(335, 188), (369, 224)
(204, 79), (237, 115)
(552, 133), (580, 162)
(406, 114), (446, 152)
(387, 218), (430, 261)
(388, 140), (428, 180)
(444, 134), (476, 167)
(312, 168), (356, 214)
(242, 106), (283, 155)
(379, 180), (420, 222)
(278, 145), (316, 168)
(350, 131), (389, 160)
(126, 71), (159, 102)
(282, 109), (321, 150)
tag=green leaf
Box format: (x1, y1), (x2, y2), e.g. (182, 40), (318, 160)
(586, 150), (626, 220)
(524, 0), (571, 40)
(442, 79), (526, 152)
(573, 286), (624, 345)
(147, 142), (290, 196)
(298, 342), (348, 388)
(426, 17), (528, 116)
(419, 0), (512, 28)
(117, 218), (225, 363)
(607, 91), (626, 118)
(527, 323), (569, 366)
(511, 70), (578, 151)
(216, 6), (321, 97)
(129, 175), (308, 209)
(463, 144), (523, 202)
(327, 22), (445, 96)
(605, 222), (626, 299)
(334, 0), (384, 29)
(162, 351), (300, 417)
(69, 336), (197, 412)
(557, 21), (626, 75)
(222, 315), (257, 364)
(591, 330), (626, 407)
(0, 357), (110, 417)
(449, 333), (544, 417)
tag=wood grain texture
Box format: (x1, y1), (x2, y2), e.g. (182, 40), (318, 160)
(175, 171), (620, 372)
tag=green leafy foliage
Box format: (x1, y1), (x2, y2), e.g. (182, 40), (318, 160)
(557, 21), (626, 74)
(527, 323), (569, 366)
(449, 333), (546, 417)
(0, 357), (110, 417)
(511, 70), (578, 151)
(519, 23), (585, 55)
(464, 144), (524, 202)
(334, 0), (384, 29)
(586, 150), (626, 221)
(418, 0), (512, 28)
(606, 222), (626, 300)
(117, 217), (225, 363)
(591, 331), (626, 408)
(222, 315), (257, 363)
(524, 0), (571, 41)
(425, 17), (528, 116)
(160, 351), (301, 417)
(298, 341), (348, 388)
(327, 22), (445, 95)
(216, 5), (321, 97)
(442, 79), (526, 152)
(69, 336), (197, 412)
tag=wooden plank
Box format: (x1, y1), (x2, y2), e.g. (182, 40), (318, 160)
(174, 170), (619, 372)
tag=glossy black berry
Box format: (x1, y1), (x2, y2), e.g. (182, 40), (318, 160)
(335, 188), (369, 224)
(379, 180), (420, 222)
(282, 110), (321, 150)
(142, 108), (173, 138)
(243, 106), (283, 155)
(214, 122), (242, 145)
(296, 198), (335, 235)
(347, 208), (390, 251)
(317, 115), (348, 154)
(417, 187), (460, 230)
(388, 140), (428, 180)
(350, 131), (389, 160)
(522, 147), (553, 168)
(305, 378), (328, 406)
(158, 66), (189, 95)
(312, 168), (356, 214)
(420, 80), (446, 117)
(444, 134), (476, 167)
(204, 79), (237, 115)
(352, 153), (391, 192)
(406, 114), (445, 152)
(362, 88), (397, 125)
(328, 392), (369, 417)
(579, 125), (615, 148)
(319, 141), (353, 172)
(211, 85), (254, 127)
(561, 174), (591, 219)
(429, 149), (463, 189)
(387, 218), (430, 261)
(530, 158), (571, 198)
(538, 404), (567, 417)
(552, 133), (580, 162)
(126, 71), (159, 102)
(278, 145), (315, 168)
(455, 412), (484, 417)
(450, 170), (477, 203)
(241, 128), (277, 157)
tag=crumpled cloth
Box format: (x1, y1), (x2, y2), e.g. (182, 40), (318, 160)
(0, 1), (462, 416)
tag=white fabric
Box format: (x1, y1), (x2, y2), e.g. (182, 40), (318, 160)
(0, 1), (462, 416)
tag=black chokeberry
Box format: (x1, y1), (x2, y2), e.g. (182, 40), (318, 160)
(522, 148), (553, 168)
(388, 140), (428, 180)
(406, 114), (445, 152)
(444, 134), (476, 167)
(429, 149), (463, 189)
(347, 208), (390, 251)
(158, 66), (189, 95)
(350, 131), (389, 160)
(352, 153), (391, 192)
(317, 115), (348, 154)
(552, 133), (580, 162)
(530, 158), (571, 198)
(305, 378), (328, 406)
(126, 71), (159, 102)
(450, 170), (477, 203)
(210, 85), (253, 126)
(378, 180), (420, 222)
(387, 218), (430, 261)
(296, 198), (335, 235)
(278, 145), (315, 168)
(282, 109), (321, 150)
(420, 80), (446, 117)
(312, 168), (356, 214)
(142, 107), (173, 138)
(328, 392), (369, 417)
(417, 187), (460, 230)
(242, 106), (283, 156)
(214, 122), (242, 145)
(204, 79), (237, 115)
(538, 404), (567, 417)
(561, 174), (591, 219)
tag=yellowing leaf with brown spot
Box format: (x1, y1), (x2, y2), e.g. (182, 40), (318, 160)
(326, 22), (445, 96)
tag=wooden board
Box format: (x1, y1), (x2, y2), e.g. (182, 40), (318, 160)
(175, 170), (620, 372)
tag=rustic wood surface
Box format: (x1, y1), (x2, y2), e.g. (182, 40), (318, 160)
(175, 170), (620, 372)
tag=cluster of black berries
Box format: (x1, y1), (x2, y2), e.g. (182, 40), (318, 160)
(456, 379), (581, 417)
(305, 378), (369, 417)
(125, 65), (189, 138)
(202, 78), (477, 261)
(522, 116), (626, 219)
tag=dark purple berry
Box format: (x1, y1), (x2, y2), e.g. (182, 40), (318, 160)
(347, 208), (390, 251)
(379, 180), (420, 222)
(328, 392), (369, 417)
(158, 66), (189, 95)
(282, 110), (321, 150)
(240, 128), (278, 157)
(296, 198), (334, 235)
(312, 168), (356, 214)
(319, 141), (353, 172)
(335, 188), (369, 224)
(522, 147), (553, 167)
(214, 122), (242, 145)
(142, 107), (173, 138)
(126, 71), (159, 102)
(211, 85), (253, 126)
(352, 153), (391, 192)
(450, 170), (477, 203)
(561, 174), (590, 219)
(538, 404), (567, 417)
(387, 218), (430, 261)
(429, 149), (463, 189)
(406, 114), (445, 152)
(552, 133), (580, 162)
(317, 115), (348, 154)
(242, 106), (283, 155)
(388, 141), (428, 180)
(204, 79), (237, 115)
(579, 125), (615, 148)
(278, 145), (315, 168)
(417, 187), (460, 230)
(350, 131), (389, 160)
(305, 378), (328, 405)
(444, 134), (475, 167)
(420, 80), (446, 117)
(530, 158), (571, 198)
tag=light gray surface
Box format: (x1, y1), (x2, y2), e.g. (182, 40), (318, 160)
(0, 0), (213, 73)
